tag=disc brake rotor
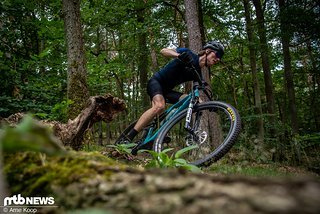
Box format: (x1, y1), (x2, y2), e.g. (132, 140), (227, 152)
(185, 130), (208, 146)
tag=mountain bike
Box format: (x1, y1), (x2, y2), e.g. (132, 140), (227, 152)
(115, 66), (241, 167)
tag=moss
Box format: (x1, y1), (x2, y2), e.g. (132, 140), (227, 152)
(67, 71), (89, 119)
(3, 151), (128, 197)
(208, 162), (315, 178)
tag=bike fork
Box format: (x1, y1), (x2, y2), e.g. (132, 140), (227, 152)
(185, 104), (202, 135)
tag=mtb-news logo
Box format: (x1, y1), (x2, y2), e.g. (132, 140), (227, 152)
(2, 194), (56, 213)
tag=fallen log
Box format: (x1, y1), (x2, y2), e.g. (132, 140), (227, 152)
(3, 152), (320, 214)
(1, 94), (126, 150)
(52, 94), (126, 150)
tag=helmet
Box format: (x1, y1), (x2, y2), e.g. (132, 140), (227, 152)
(203, 41), (224, 59)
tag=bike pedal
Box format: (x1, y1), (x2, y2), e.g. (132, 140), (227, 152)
(116, 134), (133, 145)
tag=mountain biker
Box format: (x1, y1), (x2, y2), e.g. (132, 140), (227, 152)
(124, 41), (224, 146)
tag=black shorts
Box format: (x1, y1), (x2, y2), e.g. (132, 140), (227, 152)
(147, 78), (183, 104)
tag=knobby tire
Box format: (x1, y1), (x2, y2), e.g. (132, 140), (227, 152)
(153, 101), (241, 167)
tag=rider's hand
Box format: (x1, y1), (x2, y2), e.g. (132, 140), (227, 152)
(178, 52), (193, 66)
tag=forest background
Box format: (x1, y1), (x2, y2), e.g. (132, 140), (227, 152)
(0, 0), (319, 170)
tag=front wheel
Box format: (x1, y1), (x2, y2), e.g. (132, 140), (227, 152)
(153, 101), (241, 167)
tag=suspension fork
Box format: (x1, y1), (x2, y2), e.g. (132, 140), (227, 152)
(185, 82), (201, 133)
(185, 97), (200, 134)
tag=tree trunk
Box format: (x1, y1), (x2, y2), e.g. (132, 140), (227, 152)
(149, 29), (159, 72)
(243, 0), (265, 142)
(252, 0), (276, 130)
(184, 0), (202, 93)
(184, 0), (222, 154)
(62, 0), (89, 120)
(306, 41), (320, 131)
(278, 0), (299, 134)
(137, 3), (150, 109)
(184, 0), (203, 52)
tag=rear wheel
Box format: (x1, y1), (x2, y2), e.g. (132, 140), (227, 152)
(153, 101), (241, 167)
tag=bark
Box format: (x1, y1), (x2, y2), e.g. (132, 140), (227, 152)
(252, 0), (276, 126)
(137, 3), (150, 109)
(62, 0), (89, 119)
(184, 0), (203, 52)
(278, 0), (299, 134)
(149, 29), (159, 71)
(243, 0), (265, 142)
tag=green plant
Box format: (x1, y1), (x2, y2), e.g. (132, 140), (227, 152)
(106, 143), (136, 155)
(49, 100), (73, 122)
(141, 145), (201, 172)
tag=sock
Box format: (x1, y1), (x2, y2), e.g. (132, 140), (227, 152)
(127, 129), (138, 141)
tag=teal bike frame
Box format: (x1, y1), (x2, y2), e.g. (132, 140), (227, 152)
(138, 82), (203, 148)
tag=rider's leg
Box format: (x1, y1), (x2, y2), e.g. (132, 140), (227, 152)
(134, 94), (165, 132)
(127, 94), (166, 141)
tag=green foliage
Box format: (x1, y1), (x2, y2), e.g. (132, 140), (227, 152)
(209, 162), (300, 177)
(0, 0), (66, 118)
(49, 100), (73, 122)
(106, 143), (136, 155)
(141, 146), (202, 172)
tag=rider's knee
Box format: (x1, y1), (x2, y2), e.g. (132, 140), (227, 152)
(152, 102), (165, 115)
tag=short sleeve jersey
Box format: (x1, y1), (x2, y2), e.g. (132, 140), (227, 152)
(153, 48), (201, 90)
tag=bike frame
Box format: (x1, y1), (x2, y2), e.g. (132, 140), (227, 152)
(138, 83), (202, 147)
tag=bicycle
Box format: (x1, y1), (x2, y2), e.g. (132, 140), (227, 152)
(115, 66), (241, 167)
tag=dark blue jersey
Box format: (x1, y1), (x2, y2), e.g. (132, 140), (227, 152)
(153, 48), (201, 90)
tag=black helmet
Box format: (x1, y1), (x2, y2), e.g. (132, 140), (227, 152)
(203, 41), (224, 59)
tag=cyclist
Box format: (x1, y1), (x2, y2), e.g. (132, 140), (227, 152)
(124, 41), (224, 147)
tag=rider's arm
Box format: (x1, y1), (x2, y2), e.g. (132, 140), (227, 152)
(160, 48), (180, 58)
